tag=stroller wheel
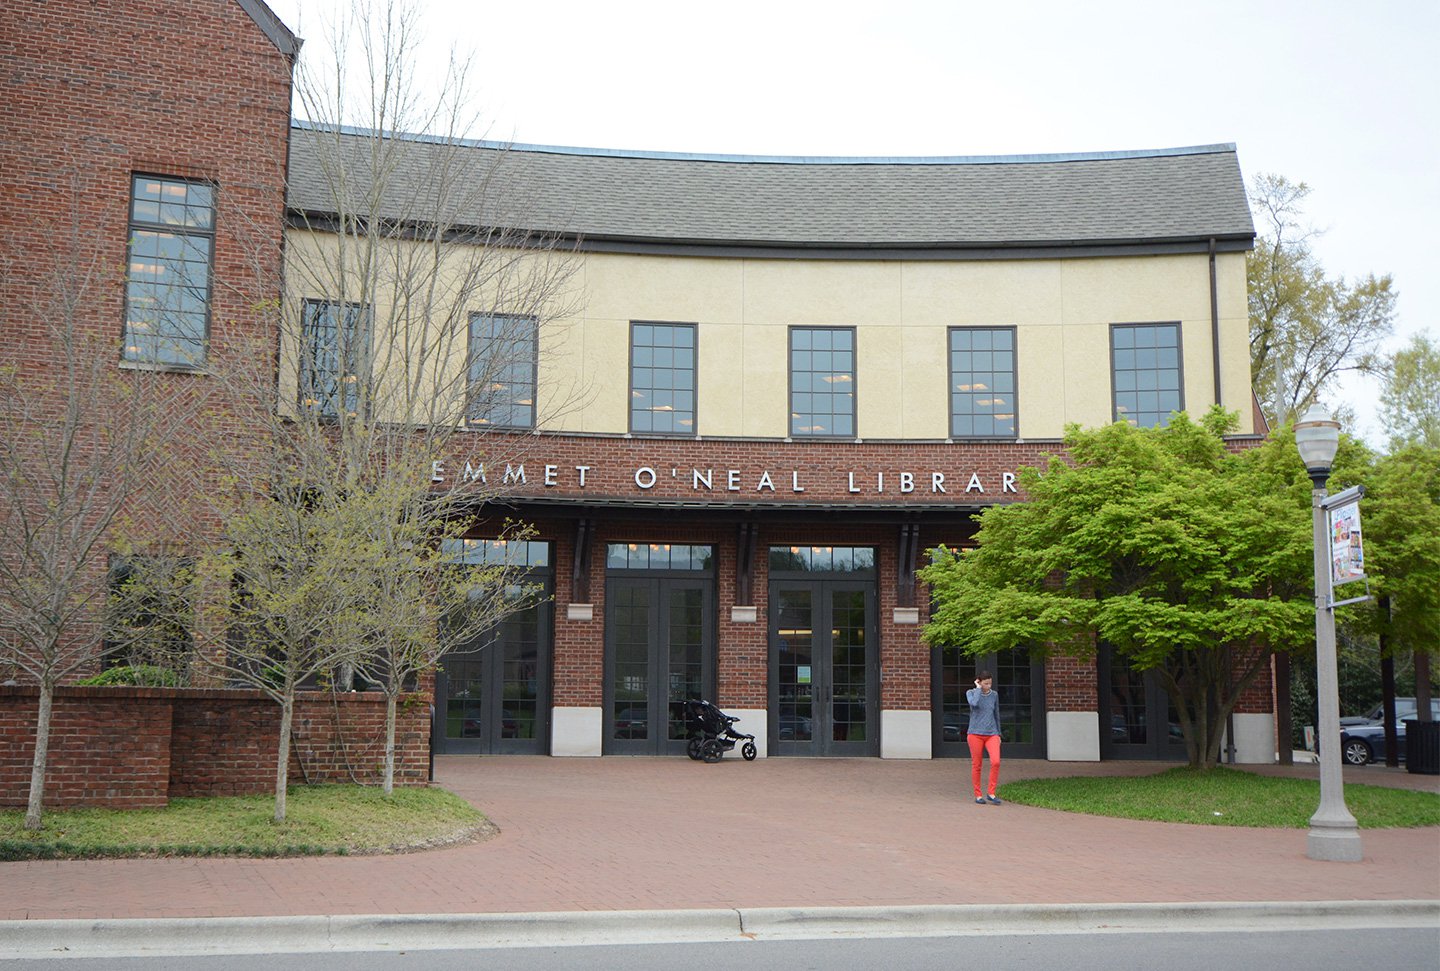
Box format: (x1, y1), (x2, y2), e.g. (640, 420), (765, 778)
(741, 740), (757, 761)
(701, 739), (724, 763)
(687, 737), (705, 761)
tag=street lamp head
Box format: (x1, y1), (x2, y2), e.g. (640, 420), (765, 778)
(1295, 403), (1341, 485)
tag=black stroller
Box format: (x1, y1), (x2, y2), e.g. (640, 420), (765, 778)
(684, 698), (757, 763)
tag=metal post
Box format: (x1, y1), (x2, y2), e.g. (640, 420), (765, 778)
(1307, 480), (1362, 861)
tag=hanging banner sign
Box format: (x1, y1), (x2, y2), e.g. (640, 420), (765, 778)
(1328, 500), (1366, 587)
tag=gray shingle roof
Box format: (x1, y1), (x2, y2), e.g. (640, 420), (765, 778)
(286, 124), (1254, 252)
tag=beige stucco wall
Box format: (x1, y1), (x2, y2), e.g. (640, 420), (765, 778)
(281, 231), (1254, 439)
(563, 249), (1254, 439)
(279, 230), (588, 427)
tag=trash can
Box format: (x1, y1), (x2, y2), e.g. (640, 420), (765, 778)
(1405, 719), (1440, 775)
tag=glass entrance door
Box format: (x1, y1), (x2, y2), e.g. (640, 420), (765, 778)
(931, 644), (1045, 759)
(1098, 644), (1186, 760)
(769, 581), (878, 756)
(604, 574), (715, 755)
(436, 593), (551, 755)
(434, 540), (552, 756)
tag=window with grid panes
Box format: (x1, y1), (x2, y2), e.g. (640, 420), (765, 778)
(949, 327), (1016, 438)
(629, 322), (696, 434)
(789, 327), (855, 437)
(122, 175), (215, 367)
(468, 313), (537, 429)
(299, 300), (368, 418)
(1111, 323), (1183, 428)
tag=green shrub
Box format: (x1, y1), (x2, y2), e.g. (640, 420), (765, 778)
(76, 665), (180, 688)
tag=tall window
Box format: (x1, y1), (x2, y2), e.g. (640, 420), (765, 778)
(790, 327), (855, 437)
(299, 300), (368, 418)
(949, 327), (1016, 438)
(469, 313), (537, 429)
(1111, 323), (1183, 428)
(103, 555), (195, 681)
(629, 322), (696, 434)
(122, 175), (215, 367)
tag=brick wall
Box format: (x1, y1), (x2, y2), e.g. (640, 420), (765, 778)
(1045, 654), (1100, 712)
(0, 0), (294, 678)
(0, 685), (428, 809)
(432, 434), (1060, 508)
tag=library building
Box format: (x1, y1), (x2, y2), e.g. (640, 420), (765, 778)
(4, 0), (1281, 788)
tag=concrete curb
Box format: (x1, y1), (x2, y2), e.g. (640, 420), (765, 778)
(3, 900), (1436, 959)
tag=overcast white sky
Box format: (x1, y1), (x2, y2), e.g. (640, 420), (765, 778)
(268, 0), (1437, 445)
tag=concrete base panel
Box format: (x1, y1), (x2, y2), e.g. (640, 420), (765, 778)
(1046, 711), (1101, 761)
(1307, 825), (1365, 862)
(722, 709), (767, 758)
(1226, 713), (1277, 764)
(881, 709), (932, 759)
(551, 706), (602, 757)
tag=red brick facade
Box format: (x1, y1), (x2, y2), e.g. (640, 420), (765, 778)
(0, 686), (429, 808)
(1, 0), (294, 547)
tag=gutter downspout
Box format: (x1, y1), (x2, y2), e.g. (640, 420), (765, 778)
(1209, 238), (1223, 409)
(1211, 238), (1237, 761)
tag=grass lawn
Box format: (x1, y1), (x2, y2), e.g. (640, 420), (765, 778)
(0, 785), (492, 861)
(1003, 766), (1440, 828)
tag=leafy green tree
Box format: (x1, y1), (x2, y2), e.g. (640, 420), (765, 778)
(1380, 332), (1440, 451)
(1364, 445), (1440, 726)
(920, 409), (1317, 769)
(1248, 173), (1396, 427)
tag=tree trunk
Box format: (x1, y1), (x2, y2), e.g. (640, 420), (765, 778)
(383, 690), (397, 797)
(1381, 651), (1398, 766)
(23, 680), (55, 831)
(1416, 651), (1434, 723)
(274, 691), (293, 823)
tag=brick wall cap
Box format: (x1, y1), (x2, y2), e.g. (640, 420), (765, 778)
(0, 685), (426, 704)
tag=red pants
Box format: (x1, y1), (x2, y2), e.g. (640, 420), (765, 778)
(967, 733), (1001, 797)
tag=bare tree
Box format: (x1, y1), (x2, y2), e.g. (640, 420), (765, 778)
(346, 504), (543, 796)
(1247, 173), (1396, 427)
(0, 187), (211, 829)
(190, 0), (586, 810)
(190, 478), (370, 823)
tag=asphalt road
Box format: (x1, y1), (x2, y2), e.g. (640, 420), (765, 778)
(6, 928), (1438, 971)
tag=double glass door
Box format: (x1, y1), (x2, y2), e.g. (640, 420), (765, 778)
(769, 581), (878, 756)
(932, 644), (1045, 758)
(604, 576), (714, 755)
(436, 594), (551, 755)
(1098, 645), (1186, 760)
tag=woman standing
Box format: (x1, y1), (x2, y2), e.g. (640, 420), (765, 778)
(966, 671), (1002, 805)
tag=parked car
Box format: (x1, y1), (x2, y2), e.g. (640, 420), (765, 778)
(1338, 720), (1412, 766)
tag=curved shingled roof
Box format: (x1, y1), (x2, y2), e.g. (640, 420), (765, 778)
(286, 124), (1255, 255)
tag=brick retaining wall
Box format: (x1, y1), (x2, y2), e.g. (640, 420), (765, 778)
(0, 686), (428, 809)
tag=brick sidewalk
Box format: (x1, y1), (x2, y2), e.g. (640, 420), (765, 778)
(2, 758), (1436, 920)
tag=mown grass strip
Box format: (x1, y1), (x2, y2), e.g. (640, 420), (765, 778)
(1002, 766), (1440, 828)
(0, 785), (491, 860)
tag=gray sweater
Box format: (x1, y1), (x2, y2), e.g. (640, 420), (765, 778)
(965, 687), (1002, 737)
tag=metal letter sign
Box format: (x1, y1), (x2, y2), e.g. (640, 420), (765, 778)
(1328, 500), (1366, 587)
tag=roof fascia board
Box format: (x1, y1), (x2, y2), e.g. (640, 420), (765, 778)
(289, 121), (1235, 167)
(236, 0), (302, 58)
(284, 209), (1254, 260)
(564, 237), (1256, 260)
